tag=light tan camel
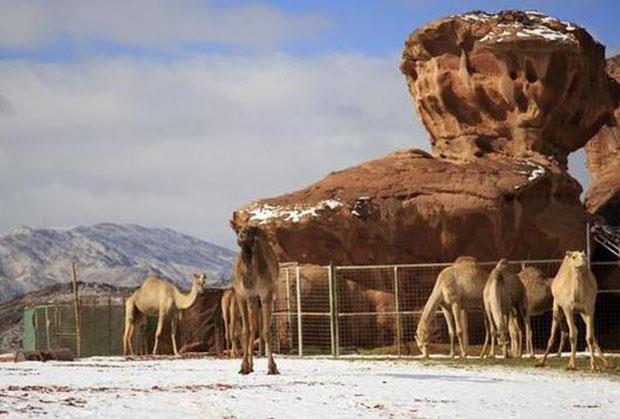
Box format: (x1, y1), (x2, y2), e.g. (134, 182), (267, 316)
(416, 256), (487, 358)
(510, 265), (567, 358)
(221, 287), (240, 357)
(537, 251), (610, 370)
(123, 273), (206, 356)
(231, 223), (279, 374)
(481, 259), (528, 359)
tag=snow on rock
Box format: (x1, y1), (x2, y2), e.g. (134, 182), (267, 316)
(248, 200), (344, 224)
(514, 161), (547, 190)
(1, 357), (620, 418)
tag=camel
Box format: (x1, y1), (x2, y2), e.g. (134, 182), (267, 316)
(481, 259), (528, 359)
(415, 256), (487, 358)
(231, 223), (279, 374)
(123, 273), (206, 356)
(537, 251), (610, 370)
(221, 287), (240, 357)
(509, 265), (567, 358)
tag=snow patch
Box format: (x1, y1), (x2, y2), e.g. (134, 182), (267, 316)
(514, 161), (547, 190)
(248, 200), (344, 224)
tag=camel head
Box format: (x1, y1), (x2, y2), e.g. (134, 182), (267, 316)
(192, 273), (207, 294)
(415, 328), (429, 358)
(565, 250), (587, 268)
(236, 225), (259, 248)
(495, 258), (509, 272)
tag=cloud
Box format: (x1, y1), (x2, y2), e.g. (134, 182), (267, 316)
(0, 53), (425, 247)
(0, 0), (331, 49)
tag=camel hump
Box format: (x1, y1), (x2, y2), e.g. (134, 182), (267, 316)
(454, 255), (477, 264)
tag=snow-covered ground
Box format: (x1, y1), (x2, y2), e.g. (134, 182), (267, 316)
(1, 356), (619, 418)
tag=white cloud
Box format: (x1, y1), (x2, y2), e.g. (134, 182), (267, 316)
(0, 0), (331, 49)
(0, 53), (425, 247)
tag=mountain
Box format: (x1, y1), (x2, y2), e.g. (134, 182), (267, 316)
(0, 223), (236, 302)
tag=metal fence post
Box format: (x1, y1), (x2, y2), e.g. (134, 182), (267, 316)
(285, 269), (293, 351)
(328, 264), (336, 358)
(394, 266), (401, 357)
(586, 221), (592, 269)
(296, 266), (303, 357)
(334, 266), (340, 358)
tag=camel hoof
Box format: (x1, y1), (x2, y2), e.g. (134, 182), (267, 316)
(534, 362), (545, 368)
(565, 365), (576, 371)
(268, 368), (280, 375)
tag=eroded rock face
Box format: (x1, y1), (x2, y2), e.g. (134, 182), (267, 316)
(400, 10), (615, 166)
(585, 54), (620, 223)
(231, 10), (615, 267)
(232, 149), (586, 264)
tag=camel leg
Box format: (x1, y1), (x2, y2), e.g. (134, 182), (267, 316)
(451, 303), (466, 358)
(222, 299), (231, 353)
(247, 297), (259, 373)
(555, 319), (567, 358)
(526, 316), (534, 359)
(229, 297), (239, 357)
(238, 297), (252, 374)
(152, 310), (165, 355)
(581, 312), (610, 370)
(262, 295), (279, 374)
(171, 314), (179, 356)
(480, 308), (490, 359)
(488, 309), (497, 359)
(500, 314), (509, 359)
(441, 306), (456, 358)
(460, 309), (469, 353)
(123, 299), (135, 356)
(536, 303), (561, 367)
(564, 307), (577, 370)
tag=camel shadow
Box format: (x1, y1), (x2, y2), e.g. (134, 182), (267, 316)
(377, 373), (505, 383)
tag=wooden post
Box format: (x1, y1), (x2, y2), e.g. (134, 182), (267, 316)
(71, 261), (82, 358)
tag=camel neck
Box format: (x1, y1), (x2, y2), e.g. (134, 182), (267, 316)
(418, 288), (441, 334)
(241, 242), (253, 265)
(174, 283), (199, 310)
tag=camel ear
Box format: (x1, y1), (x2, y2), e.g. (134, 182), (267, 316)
(229, 219), (239, 233)
(565, 250), (572, 257)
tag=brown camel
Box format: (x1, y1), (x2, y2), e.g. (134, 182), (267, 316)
(231, 223), (279, 374)
(221, 287), (240, 357)
(511, 265), (567, 358)
(123, 273), (206, 356)
(481, 259), (528, 359)
(537, 251), (610, 370)
(416, 256), (487, 358)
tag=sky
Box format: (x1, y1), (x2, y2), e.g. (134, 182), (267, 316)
(1, 0), (619, 249)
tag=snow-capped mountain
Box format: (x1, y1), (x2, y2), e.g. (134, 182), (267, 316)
(0, 223), (236, 302)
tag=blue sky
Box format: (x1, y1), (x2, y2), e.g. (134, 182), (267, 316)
(0, 1), (617, 247)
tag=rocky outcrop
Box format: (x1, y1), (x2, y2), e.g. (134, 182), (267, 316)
(400, 10), (615, 166)
(231, 10), (614, 266)
(232, 149), (587, 264)
(585, 54), (620, 224)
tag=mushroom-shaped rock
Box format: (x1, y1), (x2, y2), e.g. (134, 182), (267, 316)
(585, 54), (620, 224)
(400, 10), (615, 166)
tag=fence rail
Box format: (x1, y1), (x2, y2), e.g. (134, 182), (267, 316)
(271, 260), (620, 357)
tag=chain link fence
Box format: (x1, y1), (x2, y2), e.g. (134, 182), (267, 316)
(272, 260), (620, 357)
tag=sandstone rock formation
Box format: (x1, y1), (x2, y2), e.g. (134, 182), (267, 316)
(585, 54), (620, 224)
(232, 149), (586, 264)
(232, 10), (615, 266)
(400, 10), (615, 167)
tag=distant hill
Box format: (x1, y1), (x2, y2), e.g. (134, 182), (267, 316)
(0, 223), (236, 302)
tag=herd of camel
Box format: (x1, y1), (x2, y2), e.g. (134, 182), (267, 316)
(121, 223), (610, 373)
(416, 251), (610, 371)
